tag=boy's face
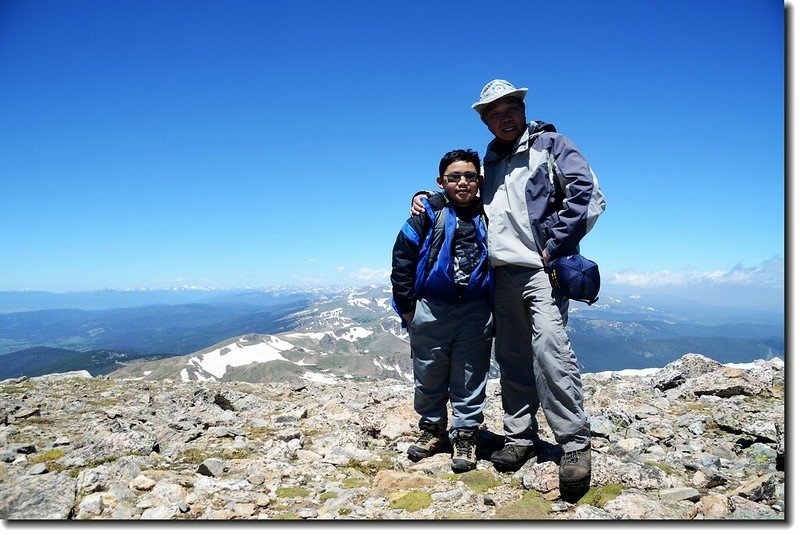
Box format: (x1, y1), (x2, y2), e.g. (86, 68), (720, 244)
(437, 160), (481, 207)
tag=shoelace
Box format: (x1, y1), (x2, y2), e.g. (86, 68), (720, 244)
(563, 450), (580, 464)
(455, 436), (473, 457)
(417, 429), (438, 445)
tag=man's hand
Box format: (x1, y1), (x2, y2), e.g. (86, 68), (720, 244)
(542, 248), (550, 266)
(410, 193), (428, 216)
(403, 311), (414, 324)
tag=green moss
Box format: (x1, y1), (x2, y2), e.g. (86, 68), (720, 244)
(246, 426), (275, 440)
(41, 462), (70, 475)
(577, 483), (624, 507)
(337, 508), (353, 516)
(84, 455), (121, 469)
(28, 448), (65, 464)
(644, 460), (676, 475)
(343, 477), (365, 489)
(494, 490), (551, 520)
(346, 457), (393, 475)
(672, 402), (709, 416)
(443, 470), (501, 493)
(178, 448), (251, 464)
(0, 382), (30, 394)
(178, 449), (207, 464)
(389, 491), (432, 513)
(319, 491), (337, 501)
(276, 486), (310, 499)
(436, 511), (482, 520)
(19, 416), (53, 426)
(273, 512), (302, 520)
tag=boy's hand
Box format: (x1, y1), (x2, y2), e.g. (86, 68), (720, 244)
(410, 193), (428, 216)
(403, 311), (414, 324)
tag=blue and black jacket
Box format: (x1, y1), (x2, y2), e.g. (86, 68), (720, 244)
(391, 192), (494, 327)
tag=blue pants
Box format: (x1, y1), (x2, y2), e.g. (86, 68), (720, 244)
(408, 297), (493, 431)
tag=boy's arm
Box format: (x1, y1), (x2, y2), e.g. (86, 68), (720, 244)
(390, 214), (428, 325)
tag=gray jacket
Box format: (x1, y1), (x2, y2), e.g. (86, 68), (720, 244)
(482, 121), (602, 268)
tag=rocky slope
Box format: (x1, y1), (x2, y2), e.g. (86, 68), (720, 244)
(0, 354), (784, 521)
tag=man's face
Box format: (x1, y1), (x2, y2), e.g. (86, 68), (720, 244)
(483, 97), (526, 144)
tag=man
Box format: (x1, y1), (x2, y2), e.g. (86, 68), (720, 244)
(413, 79), (604, 499)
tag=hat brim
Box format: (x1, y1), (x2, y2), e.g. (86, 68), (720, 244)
(471, 88), (528, 115)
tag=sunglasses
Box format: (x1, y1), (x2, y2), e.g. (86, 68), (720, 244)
(443, 172), (480, 184)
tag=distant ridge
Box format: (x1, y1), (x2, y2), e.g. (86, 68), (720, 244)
(0, 285), (784, 380)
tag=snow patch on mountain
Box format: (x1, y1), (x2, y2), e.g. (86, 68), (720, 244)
(373, 356), (413, 382)
(285, 332), (326, 341)
(340, 327), (372, 342)
(184, 336), (308, 380)
(286, 327), (372, 343)
(347, 294), (372, 309)
(320, 308), (344, 319)
(302, 371), (339, 384)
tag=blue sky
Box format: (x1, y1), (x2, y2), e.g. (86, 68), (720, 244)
(0, 0), (786, 309)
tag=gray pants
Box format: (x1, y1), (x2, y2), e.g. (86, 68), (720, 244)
(493, 265), (590, 453)
(409, 297), (493, 431)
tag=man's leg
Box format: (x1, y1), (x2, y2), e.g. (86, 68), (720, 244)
(524, 268), (590, 451)
(491, 266), (540, 470)
(524, 268), (591, 499)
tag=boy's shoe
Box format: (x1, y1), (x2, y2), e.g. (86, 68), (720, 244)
(490, 442), (537, 472)
(559, 446), (592, 502)
(407, 424), (449, 461)
(451, 429), (477, 473)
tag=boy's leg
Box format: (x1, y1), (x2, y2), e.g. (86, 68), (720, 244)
(407, 298), (451, 459)
(448, 298), (492, 430)
(449, 298), (492, 473)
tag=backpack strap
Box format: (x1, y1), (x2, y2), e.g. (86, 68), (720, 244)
(423, 200), (447, 279)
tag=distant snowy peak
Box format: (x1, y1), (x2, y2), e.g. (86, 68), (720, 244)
(346, 291), (394, 313)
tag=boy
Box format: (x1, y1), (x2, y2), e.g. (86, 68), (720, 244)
(391, 149), (494, 473)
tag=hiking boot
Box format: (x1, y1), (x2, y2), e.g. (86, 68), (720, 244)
(407, 424), (449, 461)
(490, 442), (537, 472)
(559, 446), (591, 502)
(451, 429), (477, 473)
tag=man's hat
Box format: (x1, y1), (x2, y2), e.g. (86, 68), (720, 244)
(471, 79), (528, 116)
(546, 254), (601, 305)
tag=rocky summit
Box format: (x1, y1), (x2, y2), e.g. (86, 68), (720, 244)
(0, 353), (785, 521)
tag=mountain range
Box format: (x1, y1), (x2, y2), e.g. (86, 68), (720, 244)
(0, 285), (784, 382)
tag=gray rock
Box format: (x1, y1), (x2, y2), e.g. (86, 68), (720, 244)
(659, 486), (700, 502)
(26, 463), (48, 475)
(197, 458), (226, 477)
(0, 473), (77, 519)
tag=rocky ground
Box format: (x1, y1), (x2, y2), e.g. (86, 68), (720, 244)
(0, 353), (785, 521)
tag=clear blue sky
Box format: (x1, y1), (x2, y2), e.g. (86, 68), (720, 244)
(0, 0), (786, 302)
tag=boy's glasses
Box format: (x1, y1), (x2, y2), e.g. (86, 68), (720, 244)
(443, 172), (479, 184)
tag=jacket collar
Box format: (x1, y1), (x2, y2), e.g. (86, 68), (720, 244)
(484, 121), (556, 163)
